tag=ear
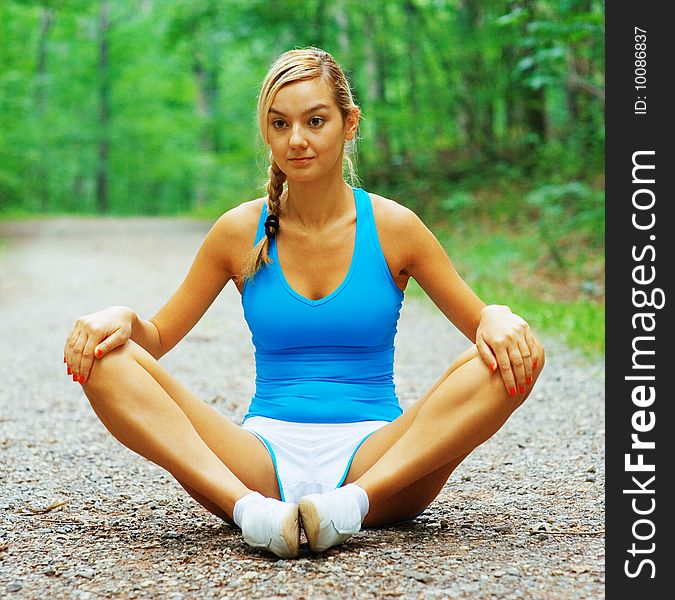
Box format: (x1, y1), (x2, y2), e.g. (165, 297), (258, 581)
(345, 107), (360, 141)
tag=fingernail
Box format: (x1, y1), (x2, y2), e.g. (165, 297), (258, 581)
(509, 388), (517, 396)
(526, 376), (532, 385)
(67, 367), (72, 375)
(519, 385), (525, 394)
(95, 349), (103, 358)
(63, 355), (67, 363)
(72, 374), (78, 382)
(79, 375), (86, 384)
(533, 361), (538, 370)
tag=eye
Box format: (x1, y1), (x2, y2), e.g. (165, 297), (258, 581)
(309, 116), (325, 127)
(271, 119), (286, 129)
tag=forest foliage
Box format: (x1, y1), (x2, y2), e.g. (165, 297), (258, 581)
(0, 0), (605, 351)
(1, 0), (603, 213)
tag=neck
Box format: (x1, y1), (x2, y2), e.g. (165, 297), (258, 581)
(283, 176), (354, 231)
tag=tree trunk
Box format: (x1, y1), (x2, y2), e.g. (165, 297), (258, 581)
(96, 0), (110, 214)
(364, 9), (392, 170)
(333, 0), (350, 57)
(404, 0), (419, 160)
(36, 8), (52, 211)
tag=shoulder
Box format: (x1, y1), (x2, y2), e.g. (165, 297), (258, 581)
(369, 191), (429, 244)
(368, 191), (438, 273)
(369, 192), (423, 227)
(202, 197), (266, 275)
(214, 197), (266, 235)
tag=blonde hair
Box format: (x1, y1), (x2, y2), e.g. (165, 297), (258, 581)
(238, 47), (360, 285)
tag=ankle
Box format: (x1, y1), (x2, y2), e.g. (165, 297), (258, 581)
(232, 491), (265, 528)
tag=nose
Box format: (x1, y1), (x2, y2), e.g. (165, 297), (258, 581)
(289, 124), (308, 149)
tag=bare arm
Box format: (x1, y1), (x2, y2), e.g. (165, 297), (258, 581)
(139, 210), (240, 359)
(396, 207), (486, 342)
(396, 204), (540, 394)
(65, 205), (248, 383)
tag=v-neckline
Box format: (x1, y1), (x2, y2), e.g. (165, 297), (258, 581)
(271, 187), (360, 306)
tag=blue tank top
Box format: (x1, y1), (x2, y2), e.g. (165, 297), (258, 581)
(241, 187), (405, 424)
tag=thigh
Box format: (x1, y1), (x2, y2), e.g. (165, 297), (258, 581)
(344, 345), (480, 484)
(361, 454), (468, 528)
(342, 346), (480, 526)
(92, 340), (280, 499)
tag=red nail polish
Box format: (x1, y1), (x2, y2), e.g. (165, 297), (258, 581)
(63, 355), (67, 363)
(72, 374), (78, 381)
(526, 376), (532, 385)
(509, 388), (516, 396)
(80, 375), (86, 384)
(67, 367), (72, 375)
(533, 361), (538, 370)
(519, 385), (525, 394)
(96, 349), (102, 358)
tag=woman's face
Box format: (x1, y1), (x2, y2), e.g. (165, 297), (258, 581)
(266, 78), (358, 182)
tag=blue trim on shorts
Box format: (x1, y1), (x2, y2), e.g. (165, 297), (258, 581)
(247, 430), (286, 502)
(336, 429), (380, 489)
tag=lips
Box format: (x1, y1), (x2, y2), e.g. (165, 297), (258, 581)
(289, 157), (315, 164)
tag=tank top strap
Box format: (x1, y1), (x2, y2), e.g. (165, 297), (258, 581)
(253, 200), (269, 246)
(355, 186), (378, 257)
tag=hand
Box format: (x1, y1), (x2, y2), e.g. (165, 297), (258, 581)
(63, 306), (134, 384)
(475, 305), (541, 397)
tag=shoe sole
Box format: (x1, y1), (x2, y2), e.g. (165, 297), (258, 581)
(278, 503), (301, 558)
(299, 498), (328, 553)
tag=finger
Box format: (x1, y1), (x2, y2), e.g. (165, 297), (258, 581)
(476, 334), (498, 372)
(508, 344), (526, 395)
(495, 348), (517, 397)
(94, 328), (127, 360)
(64, 327), (78, 367)
(526, 329), (540, 371)
(71, 330), (86, 382)
(518, 338), (533, 388)
(79, 335), (99, 384)
(65, 328), (79, 374)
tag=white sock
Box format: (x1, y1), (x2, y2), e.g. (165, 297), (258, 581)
(338, 483), (369, 520)
(232, 491), (265, 529)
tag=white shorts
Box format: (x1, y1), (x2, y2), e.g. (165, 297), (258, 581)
(241, 416), (389, 504)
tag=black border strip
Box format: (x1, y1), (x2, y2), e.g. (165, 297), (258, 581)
(606, 3), (670, 594)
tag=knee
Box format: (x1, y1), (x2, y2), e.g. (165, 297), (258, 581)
(83, 340), (137, 391)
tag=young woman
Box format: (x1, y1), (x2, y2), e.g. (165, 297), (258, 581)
(63, 47), (544, 559)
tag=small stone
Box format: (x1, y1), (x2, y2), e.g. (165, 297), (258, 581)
(408, 570), (433, 583)
(6, 582), (23, 593)
(76, 568), (95, 579)
(162, 530), (182, 539)
(494, 525), (510, 532)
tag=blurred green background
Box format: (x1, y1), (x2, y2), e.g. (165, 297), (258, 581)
(0, 0), (605, 354)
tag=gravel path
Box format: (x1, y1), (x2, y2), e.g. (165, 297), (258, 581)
(0, 217), (605, 599)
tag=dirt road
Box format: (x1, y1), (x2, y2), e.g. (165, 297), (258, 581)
(0, 217), (604, 599)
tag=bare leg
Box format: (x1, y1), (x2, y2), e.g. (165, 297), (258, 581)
(82, 340), (279, 519)
(344, 341), (545, 525)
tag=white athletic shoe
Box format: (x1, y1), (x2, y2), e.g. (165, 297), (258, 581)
(298, 491), (363, 553)
(240, 498), (301, 559)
